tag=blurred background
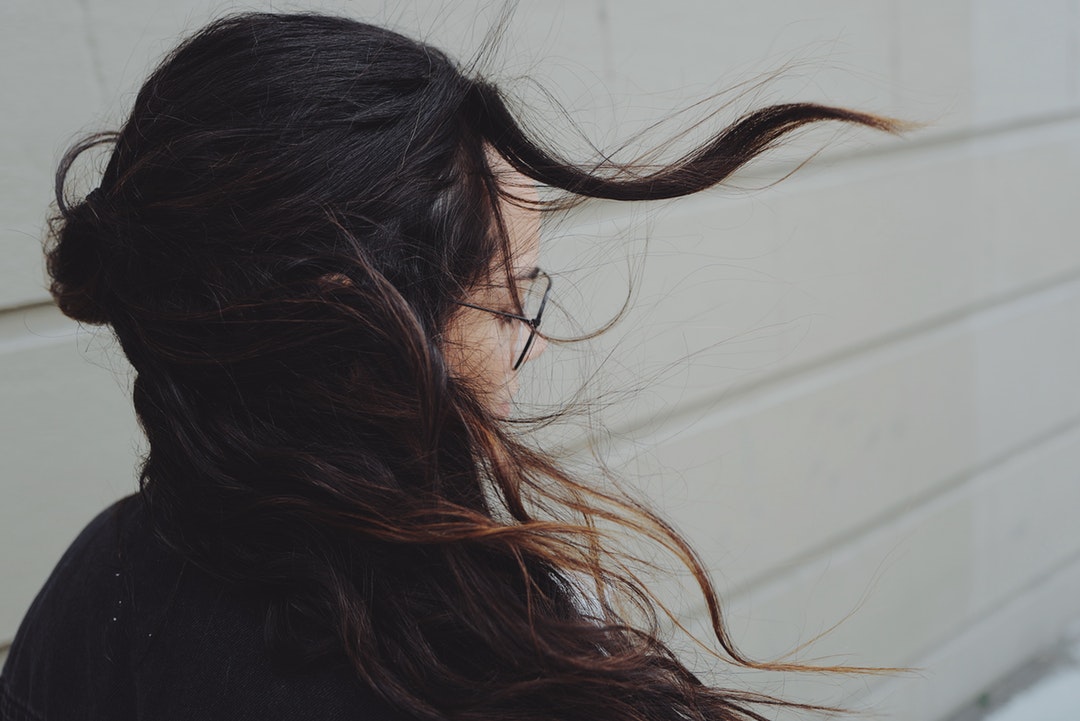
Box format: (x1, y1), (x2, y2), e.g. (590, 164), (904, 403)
(2, 2), (1079, 719)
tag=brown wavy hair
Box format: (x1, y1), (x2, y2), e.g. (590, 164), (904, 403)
(46, 12), (904, 721)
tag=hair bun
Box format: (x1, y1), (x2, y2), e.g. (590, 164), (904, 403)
(44, 190), (116, 326)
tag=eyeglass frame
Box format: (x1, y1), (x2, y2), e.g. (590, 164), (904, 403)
(453, 270), (552, 371)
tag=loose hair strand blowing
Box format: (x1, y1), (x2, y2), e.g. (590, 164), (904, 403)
(44, 12), (906, 721)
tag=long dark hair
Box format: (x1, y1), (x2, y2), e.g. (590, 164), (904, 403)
(46, 12), (903, 721)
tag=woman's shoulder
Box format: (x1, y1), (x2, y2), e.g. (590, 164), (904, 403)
(1, 495), (145, 719)
(1, 494), (404, 721)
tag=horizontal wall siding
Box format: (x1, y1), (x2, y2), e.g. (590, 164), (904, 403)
(529, 116), (1080, 436)
(685, 423), (1080, 720)
(0, 306), (141, 636)
(610, 271), (1080, 603)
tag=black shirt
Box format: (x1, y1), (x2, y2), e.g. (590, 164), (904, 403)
(0, 495), (402, 720)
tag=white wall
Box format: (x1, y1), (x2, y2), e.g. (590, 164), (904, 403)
(3, 2), (1079, 719)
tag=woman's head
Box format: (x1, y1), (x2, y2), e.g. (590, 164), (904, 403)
(46, 12), (903, 721)
(51, 13), (539, 417)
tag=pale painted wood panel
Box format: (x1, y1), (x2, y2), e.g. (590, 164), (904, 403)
(526, 117), (1080, 437)
(0, 306), (141, 639)
(610, 274), (1080, 610)
(662, 425), (1080, 720)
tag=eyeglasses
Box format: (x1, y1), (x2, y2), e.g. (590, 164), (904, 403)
(454, 270), (552, 371)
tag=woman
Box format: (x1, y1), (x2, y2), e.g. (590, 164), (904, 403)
(0, 12), (901, 721)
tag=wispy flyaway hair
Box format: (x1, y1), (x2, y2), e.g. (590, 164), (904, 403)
(46, 12), (904, 721)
